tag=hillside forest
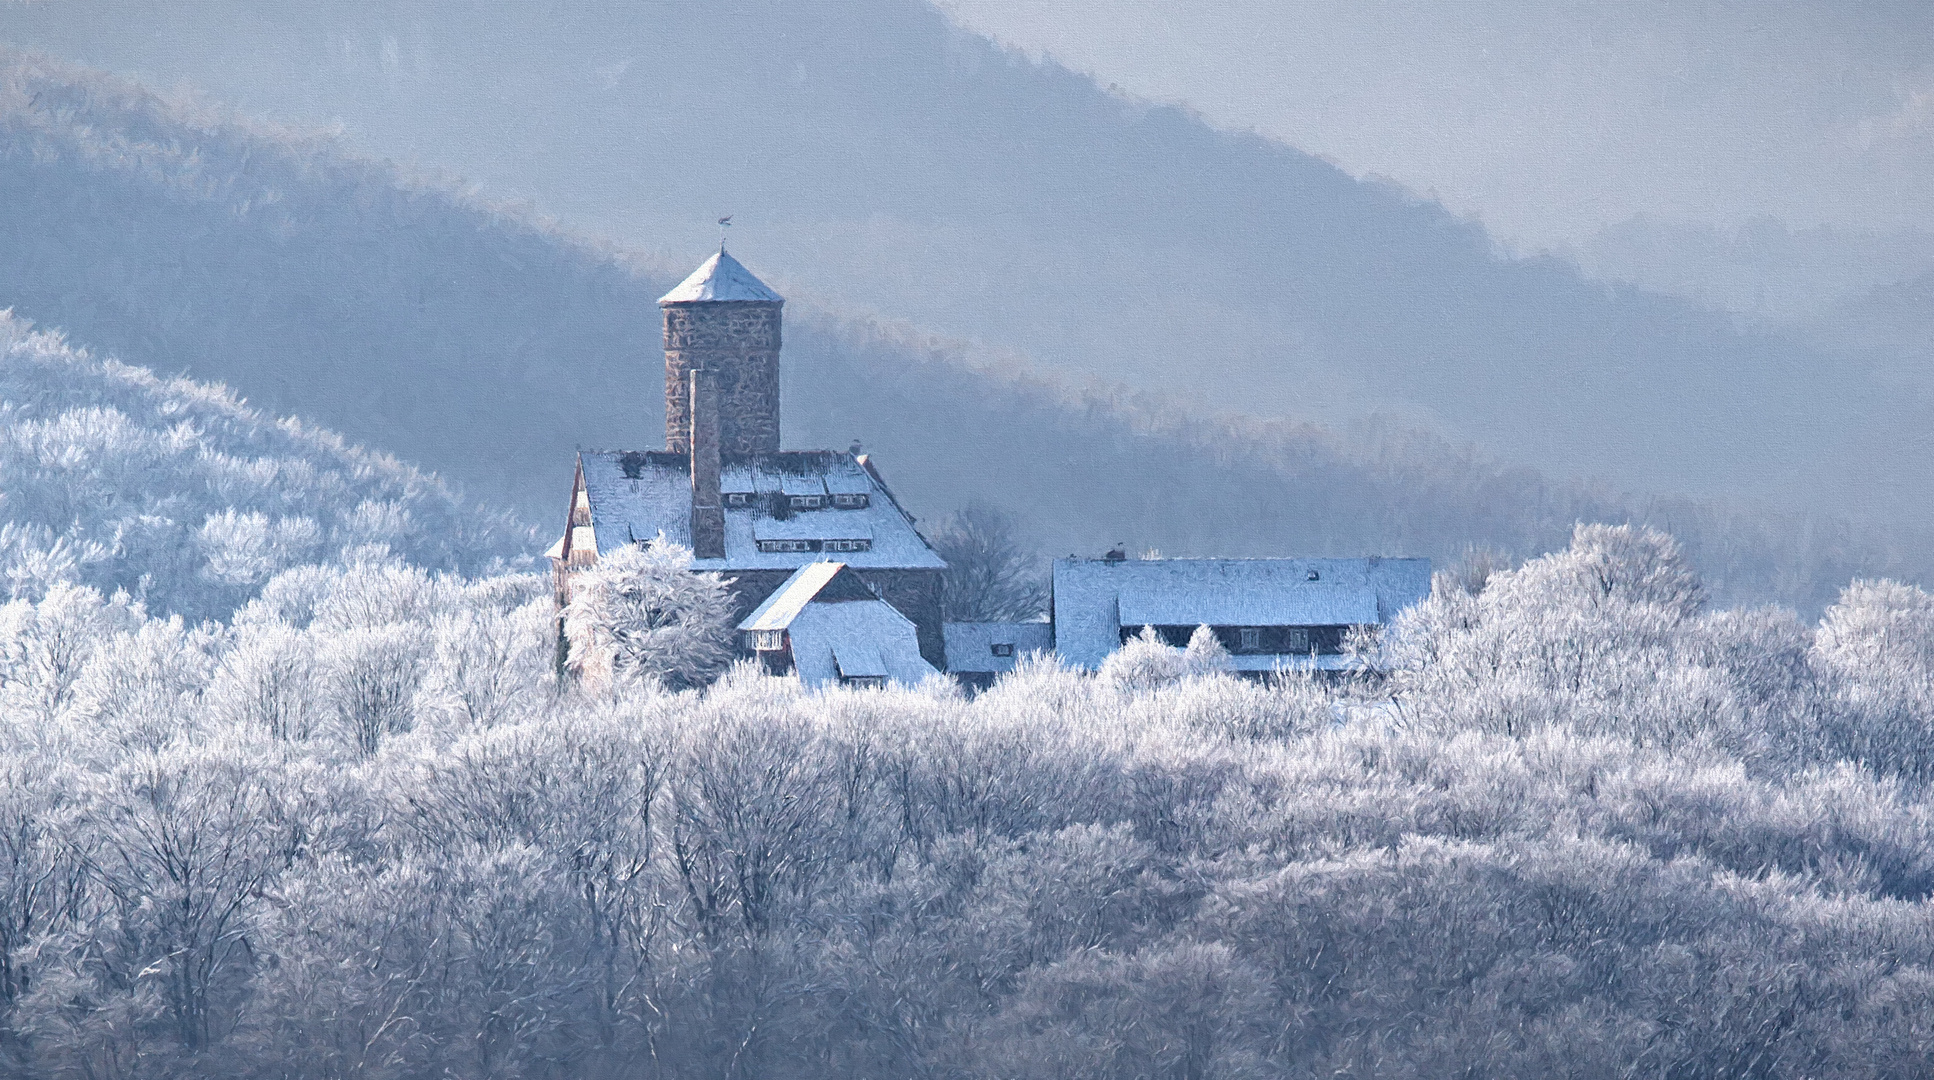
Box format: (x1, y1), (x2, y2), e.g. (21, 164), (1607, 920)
(0, 316), (1930, 1077)
(5, 12), (1934, 1078)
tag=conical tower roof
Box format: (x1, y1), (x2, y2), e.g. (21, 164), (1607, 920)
(658, 249), (784, 304)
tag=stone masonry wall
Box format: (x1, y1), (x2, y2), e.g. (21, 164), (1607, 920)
(662, 301), (782, 456)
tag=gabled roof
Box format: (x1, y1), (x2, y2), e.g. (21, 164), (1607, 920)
(739, 562), (878, 632)
(1051, 556), (1432, 671)
(740, 562), (936, 688)
(657, 250), (784, 304)
(573, 450), (946, 572)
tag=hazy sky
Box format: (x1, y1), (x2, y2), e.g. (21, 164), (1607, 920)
(940, 0), (1934, 249)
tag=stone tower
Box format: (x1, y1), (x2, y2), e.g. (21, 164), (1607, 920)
(658, 249), (784, 455)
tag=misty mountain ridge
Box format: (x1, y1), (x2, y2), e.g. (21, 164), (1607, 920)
(1, 50), (1927, 615)
(1, 0), (1929, 527)
(1565, 215), (1934, 325)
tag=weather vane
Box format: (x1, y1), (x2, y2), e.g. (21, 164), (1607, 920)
(717, 215), (732, 252)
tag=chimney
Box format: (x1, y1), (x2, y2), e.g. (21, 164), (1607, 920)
(689, 369), (725, 560)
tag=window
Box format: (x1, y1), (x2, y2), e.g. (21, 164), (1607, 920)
(1306, 569), (1321, 581)
(831, 493), (869, 508)
(750, 629), (785, 651)
(789, 495), (823, 509)
(1286, 628), (1311, 652)
(1238, 628), (1261, 652)
(990, 642), (1015, 658)
(841, 675), (886, 688)
(823, 539), (872, 553)
(757, 540), (816, 553)
(725, 492), (752, 507)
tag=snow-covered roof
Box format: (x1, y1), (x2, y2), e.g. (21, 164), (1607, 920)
(789, 601), (936, 688)
(657, 250), (784, 304)
(1051, 557), (1431, 670)
(575, 450), (946, 572)
(753, 518), (873, 542)
(739, 563), (935, 688)
(739, 561), (874, 632)
(943, 621), (1053, 674)
(832, 641), (888, 679)
(1118, 584), (1377, 628)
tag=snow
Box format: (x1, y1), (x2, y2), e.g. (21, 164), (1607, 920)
(736, 561), (934, 687)
(752, 518), (873, 542)
(831, 640), (888, 679)
(943, 621), (1053, 674)
(1118, 584), (1377, 628)
(786, 599), (934, 688)
(1051, 556), (1431, 670)
(656, 250), (785, 304)
(739, 561), (850, 632)
(578, 450), (945, 572)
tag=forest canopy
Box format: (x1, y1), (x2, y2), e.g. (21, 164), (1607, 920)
(0, 517), (1932, 1078)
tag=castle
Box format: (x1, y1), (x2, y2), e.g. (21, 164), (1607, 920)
(547, 250), (947, 673)
(550, 248), (1429, 688)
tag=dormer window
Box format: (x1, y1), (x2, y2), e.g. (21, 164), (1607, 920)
(823, 539), (872, 553)
(831, 493), (869, 509)
(758, 539), (817, 553)
(990, 642), (1015, 658)
(1306, 569), (1320, 581)
(750, 629), (785, 651)
(1238, 628), (1261, 652)
(725, 492), (752, 507)
(789, 494), (823, 510)
(1286, 628), (1311, 652)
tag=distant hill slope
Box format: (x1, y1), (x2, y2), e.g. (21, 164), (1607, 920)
(1808, 269), (1934, 358)
(0, 52), (1919, 614)
(0, 312), (523, 621)
(0, 2), (1926, 526)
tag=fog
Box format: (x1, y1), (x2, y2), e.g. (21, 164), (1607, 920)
(945, 1), (1934, 249)
(3, 1), (1931, 532)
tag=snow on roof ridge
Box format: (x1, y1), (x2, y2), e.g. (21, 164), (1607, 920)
(657, 249), (784, 304)
(739, 561), (849, 632)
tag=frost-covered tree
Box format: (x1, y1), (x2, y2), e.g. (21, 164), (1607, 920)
(4, 518), (1934, 1077)
(563, 541), (734, 692)
(0, 313), (527, 623)
(929, 503), (1047, 621)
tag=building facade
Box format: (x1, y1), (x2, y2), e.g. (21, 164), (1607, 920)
(548, 250), (948, 668)
(1050, 556), (1432, 673)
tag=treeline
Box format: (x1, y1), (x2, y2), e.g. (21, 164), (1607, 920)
(1, 526), (1933, 1078)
